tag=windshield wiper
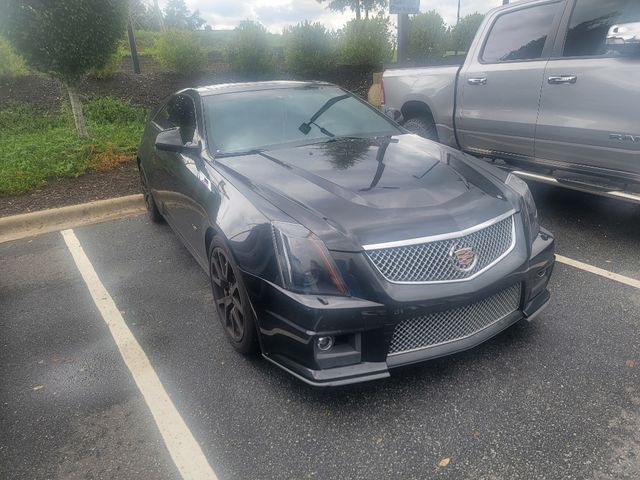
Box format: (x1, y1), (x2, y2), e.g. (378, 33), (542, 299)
(299, 94), (350, 135)
(216, 148), (265, 158)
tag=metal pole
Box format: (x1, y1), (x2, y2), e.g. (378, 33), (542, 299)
(397, 13), (409, 65)
(127, 20), (141, 74)
(457, 0), (461, 24)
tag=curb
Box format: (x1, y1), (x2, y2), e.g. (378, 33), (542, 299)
(0, 194), (146, 244)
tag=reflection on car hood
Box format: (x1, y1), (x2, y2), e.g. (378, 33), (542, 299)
(217, 134), (515, 250)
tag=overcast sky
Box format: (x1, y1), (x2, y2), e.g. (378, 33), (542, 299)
(159, 0), (507, 32)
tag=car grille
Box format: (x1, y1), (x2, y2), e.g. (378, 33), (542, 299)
(387, 283), (522, 356)
(365, 215), (515, 283)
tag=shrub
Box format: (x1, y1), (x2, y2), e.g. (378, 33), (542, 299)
(408, 11), (448, 62)
(89, 41), (126, 79)
(83, 97), (146, 125)
(339, 18), (393, 66)
(154, 29), (207, 73)
(450, 13), (484, 54)
(226, 21), (274, 75)
(283, 21), (337, 78)
(0, 36), (27, 78)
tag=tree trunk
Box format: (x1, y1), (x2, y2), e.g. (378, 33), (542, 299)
(67, 84), (88, 139)
(355, 1), (361, 20)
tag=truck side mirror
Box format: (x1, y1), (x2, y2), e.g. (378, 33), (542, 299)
(606, 22), (640, 55)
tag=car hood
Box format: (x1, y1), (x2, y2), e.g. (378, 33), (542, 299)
(217, 134), (517, 251)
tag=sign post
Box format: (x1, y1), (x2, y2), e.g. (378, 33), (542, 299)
(390, 0), (420, 65)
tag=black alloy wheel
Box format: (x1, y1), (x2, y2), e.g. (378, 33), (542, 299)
(209, 239), (258, 354)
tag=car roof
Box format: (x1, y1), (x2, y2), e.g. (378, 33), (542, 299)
(191, 80), (336, 97)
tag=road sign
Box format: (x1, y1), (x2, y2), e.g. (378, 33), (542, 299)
(390, 0), (420, 15)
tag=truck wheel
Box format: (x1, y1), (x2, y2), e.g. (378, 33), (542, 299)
(404, 116), (438, 142)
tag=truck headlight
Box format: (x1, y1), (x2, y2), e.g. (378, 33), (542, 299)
(272, 221), (348, 296)
(506, 173), (540, 240)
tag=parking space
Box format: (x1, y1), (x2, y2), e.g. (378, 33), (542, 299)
(1, 186), (639, 479)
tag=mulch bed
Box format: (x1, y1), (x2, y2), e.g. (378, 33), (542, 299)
(0, 66), (377, 217)
(0, 163), (140, 218)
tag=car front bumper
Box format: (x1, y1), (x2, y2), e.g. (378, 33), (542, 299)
(242, 228), (555, 387)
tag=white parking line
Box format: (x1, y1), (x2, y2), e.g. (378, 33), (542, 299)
(61, 229), (218, 480)
(556, 254), (640, 290)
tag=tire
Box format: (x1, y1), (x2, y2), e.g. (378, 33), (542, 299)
(138, 164), (164, 224)
(208, 237), (259, 355)
(403, 116), (438, 142)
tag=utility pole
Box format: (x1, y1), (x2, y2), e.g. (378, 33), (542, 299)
(457, 0), (461, 24)
(390, 0), (420, 65)
(127, 19), (141, 74)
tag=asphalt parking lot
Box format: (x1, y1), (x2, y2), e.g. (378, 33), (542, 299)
(1, 184), (639, 480)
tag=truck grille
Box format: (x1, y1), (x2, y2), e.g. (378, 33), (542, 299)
(365, 215), (515, 284)
(387, 283), (522, 356)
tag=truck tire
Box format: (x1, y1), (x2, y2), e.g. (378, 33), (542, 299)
(404, 116), (438, 142)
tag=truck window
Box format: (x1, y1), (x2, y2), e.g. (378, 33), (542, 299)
(482, 3), (560, 63)
(563, 0), (640, 57)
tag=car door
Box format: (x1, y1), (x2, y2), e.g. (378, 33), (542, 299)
(162, 93), (212, 255)
(456, 0), (564, 160)
(535, 0), (640, 179)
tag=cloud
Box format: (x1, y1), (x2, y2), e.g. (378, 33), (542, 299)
(158, 0), (505, 31)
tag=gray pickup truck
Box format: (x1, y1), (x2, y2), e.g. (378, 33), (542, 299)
(382, 0), (640, 203)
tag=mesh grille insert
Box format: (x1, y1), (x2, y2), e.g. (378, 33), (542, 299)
(366, 216), (515, 283)
(388, 283), (522, 356)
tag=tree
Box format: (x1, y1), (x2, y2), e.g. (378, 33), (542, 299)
(339, 17), (393, 66)
(408, 11), (447, 62)
(0, 0), (128, 138)
(226, 21), (274, 75)
(130, 0), (163, 31)
(283, 22), (337, 78)
(317, 1), (387, 21)
(450, 13), (484, 54)
(164, 0), (206, 30)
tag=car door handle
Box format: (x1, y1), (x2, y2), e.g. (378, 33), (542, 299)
(467, 77), (487, 86)
(548, 75), (577, 85)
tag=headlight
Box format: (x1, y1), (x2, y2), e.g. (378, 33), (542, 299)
(506, 173), (540, 240)
(272, 221), (348, 296)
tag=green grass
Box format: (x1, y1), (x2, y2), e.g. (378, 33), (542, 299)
(0, 98), (145, 195)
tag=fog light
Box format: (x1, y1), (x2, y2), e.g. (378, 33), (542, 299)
(317, 336), (334, 351)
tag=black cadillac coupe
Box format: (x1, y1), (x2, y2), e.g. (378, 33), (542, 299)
(137, 81), (555, 386)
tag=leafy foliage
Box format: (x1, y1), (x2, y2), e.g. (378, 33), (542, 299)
(283, 22), (337, 78)
(83, 97), (147, 124)
(89, 41), (127, 79)
(0, 35), (27, 78)
(226, 21), (275, 75)
(450, 13), (484, 53)
(317, 1), (387, 20)
(130, 0), (163, 31)
(408, 11), (448, 62)
(0, 0), (128, 83)
(0, 99), (144, 194)
(154, 30), (207, 73)
(164, 0), (206, 30)
(339, 18), (393, 66)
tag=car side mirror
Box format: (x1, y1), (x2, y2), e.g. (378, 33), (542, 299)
(606, 22), (640, 55)
(155, 128), (201, 155)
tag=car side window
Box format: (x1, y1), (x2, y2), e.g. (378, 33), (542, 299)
(154, 95), (197, 144)
(482, 3), (560, 63)
(153, 102), (176, 130)
(563, 0), (640, 57)
(168, 95), (198, 145)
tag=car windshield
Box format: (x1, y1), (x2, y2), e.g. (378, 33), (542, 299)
(203, 85), (401, 155)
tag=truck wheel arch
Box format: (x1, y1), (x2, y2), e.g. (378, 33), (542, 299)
(401, 101), (439, 142)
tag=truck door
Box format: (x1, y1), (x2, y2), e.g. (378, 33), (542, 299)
(536, 0), (640, 179)
(457, 1), (564, 160)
